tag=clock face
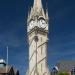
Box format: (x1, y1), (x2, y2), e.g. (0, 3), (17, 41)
(39, 19), (46, 28)
(28, 20), (35, 30)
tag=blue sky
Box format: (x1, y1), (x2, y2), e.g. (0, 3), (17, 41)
(0, 0), (75, 75)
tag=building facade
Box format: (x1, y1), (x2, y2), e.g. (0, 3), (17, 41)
(27, 0), (50, 75)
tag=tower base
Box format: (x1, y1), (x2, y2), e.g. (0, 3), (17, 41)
(26, 68), (50, 75)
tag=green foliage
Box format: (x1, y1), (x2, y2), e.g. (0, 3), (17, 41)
(57, 72), (69, 75)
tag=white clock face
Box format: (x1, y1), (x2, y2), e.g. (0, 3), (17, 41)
(39, 19), (46, 28)
(29, 20), (35, 30)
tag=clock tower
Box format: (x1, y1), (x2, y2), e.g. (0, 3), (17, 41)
(27, 0), (50, 75)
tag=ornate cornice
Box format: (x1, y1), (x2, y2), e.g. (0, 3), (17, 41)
(28, 26), (48, 36)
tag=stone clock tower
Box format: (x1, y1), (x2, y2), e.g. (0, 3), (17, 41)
(27, 0), (50, 75)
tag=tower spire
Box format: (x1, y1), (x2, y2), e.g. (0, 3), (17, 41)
(28, 0), (46, 22)
(33, 0), (42, 9)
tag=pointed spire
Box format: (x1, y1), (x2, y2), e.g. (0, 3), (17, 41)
(46, 7), (48, 20)
(33, 0), (42, 10)
(27, 0), (47, 22)
(45, 0), (49, 21)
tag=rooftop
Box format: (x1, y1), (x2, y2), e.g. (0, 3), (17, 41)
(0, 59), (6, 64)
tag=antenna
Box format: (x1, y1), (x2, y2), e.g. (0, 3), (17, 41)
(7, 46), (8, 65)
(6, 46), (8, 73)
